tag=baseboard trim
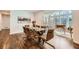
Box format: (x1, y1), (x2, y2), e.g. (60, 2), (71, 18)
(10, 32), (24, 35)
(56, 34), (71, 40)
(10, 31), (23, 35)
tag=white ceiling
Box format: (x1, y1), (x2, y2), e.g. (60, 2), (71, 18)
(28, 10), (55, 12)
(0, 10), (10, 15)
(25, 10), (42, 13)
(0, 10), (56, 15)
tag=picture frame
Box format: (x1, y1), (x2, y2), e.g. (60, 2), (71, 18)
(17, 16), (31, 23)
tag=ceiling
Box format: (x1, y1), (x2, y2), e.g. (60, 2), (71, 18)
(0, 10), (10, 16)
(0, 10), (56, 15)
(25, 10), (42, 13)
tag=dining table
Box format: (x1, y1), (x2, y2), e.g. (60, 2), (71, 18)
(23, 26), (55, 49)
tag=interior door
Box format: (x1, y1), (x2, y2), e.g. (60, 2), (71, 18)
(2, 14), (10, 29)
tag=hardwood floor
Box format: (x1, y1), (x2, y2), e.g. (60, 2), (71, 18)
(0, 29), (77, 49)
(0, 29), (9, 48)
(9, 33), (43, 49)
(0, 29), (43, 49)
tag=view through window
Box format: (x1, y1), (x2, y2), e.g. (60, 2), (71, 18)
(43, 10), (72, 28)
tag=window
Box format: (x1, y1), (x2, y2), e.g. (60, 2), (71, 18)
(43, 10), (72, 28)
(53, 10), (72, 28)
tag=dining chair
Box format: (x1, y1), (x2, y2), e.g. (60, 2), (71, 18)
(36, 25), (40, 28)
(25, 25), (29, 28)
(46, 29), (54, 41)
(23, 27), (30, 35)
(23, 27), (33, 42)
(32, 21), (36, 27)
(56, 24), (66, 34)
(38, 29), (55, 49)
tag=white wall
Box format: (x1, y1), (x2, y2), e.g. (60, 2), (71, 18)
(34, 11), (44, 25)
(72, 10), (79, 44)
(10, 10), (34, 34)
(2, 15), (10, 29)
(34, 11), (55, 29)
